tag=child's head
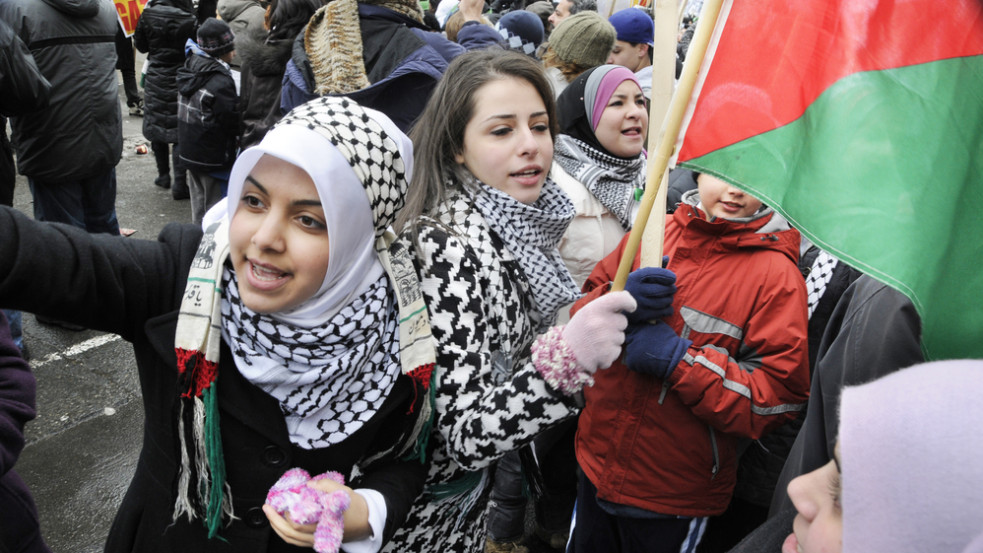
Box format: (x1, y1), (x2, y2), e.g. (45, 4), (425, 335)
(557, 64), (647, 159)
(444, 10), (492, 43)
(198, 17), (236, 62)
(695, 173), (763, 220)
(494, 10), (545, 58)
(398, 49), (558, 229)
(221, 97), (413, 320)
(785, 360), (983, 553)
(785, 443), (843, 553)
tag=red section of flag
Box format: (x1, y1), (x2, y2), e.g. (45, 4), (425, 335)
(115, 0), (149, 37)
(677, 0), (983, 162)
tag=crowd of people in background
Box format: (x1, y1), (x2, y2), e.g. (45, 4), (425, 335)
(1, 1), (978, 553)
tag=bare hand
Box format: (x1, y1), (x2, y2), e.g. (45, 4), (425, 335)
(263, 504), (317, 547)
(458, 0), (483, 22)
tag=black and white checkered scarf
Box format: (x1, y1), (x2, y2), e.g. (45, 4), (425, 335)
(468, 172), (581, 333)
(222, 267), (400, 447)
(552, 134), (646, 231)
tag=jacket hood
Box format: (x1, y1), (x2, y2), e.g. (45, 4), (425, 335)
(216, 0), (261, 22)
(40, 0), (101, 17)
(177, 51), (231, 95)
(677, 189), (800, 264)
(148, 0), (195, 11)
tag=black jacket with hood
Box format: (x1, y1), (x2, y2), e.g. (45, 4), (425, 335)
(177, 49), (239, 173)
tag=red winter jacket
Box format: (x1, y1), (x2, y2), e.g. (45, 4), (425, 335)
(574, 196), (809, 517)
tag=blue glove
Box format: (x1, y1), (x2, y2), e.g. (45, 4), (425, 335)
(623, 320), (692, 380)
(623, 265), (677, 323)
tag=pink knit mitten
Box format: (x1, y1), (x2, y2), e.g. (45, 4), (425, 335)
(563, 290), (636, 372)
(266, 468), (351, 553)
(532, 291), (635, 395)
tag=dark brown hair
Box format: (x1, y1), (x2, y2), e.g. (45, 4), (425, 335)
(395, 49), (559, 234)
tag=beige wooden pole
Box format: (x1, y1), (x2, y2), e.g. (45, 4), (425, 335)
(638, 0), (678, 269)
(611, 0), (725, 291)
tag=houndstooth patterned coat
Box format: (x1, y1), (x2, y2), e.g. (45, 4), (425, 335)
(383, 192), (580, 553)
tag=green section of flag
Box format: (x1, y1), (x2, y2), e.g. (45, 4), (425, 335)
(681, 57), (983, 359)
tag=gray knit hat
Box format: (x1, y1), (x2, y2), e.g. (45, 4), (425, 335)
(548, 11), (616, 68)
(197, 17), (235, 57)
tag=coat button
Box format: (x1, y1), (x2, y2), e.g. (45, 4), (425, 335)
(263, 445), (286, 467)
(245, 506), (267, 528)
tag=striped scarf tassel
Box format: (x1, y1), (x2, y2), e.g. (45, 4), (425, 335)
(403, 362), (436, 463)
(173, 348), (234, 538)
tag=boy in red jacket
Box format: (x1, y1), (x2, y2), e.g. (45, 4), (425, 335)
(569, 174), (810, 553)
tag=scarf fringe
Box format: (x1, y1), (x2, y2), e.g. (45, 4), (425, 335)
(403, 363), (436, 463)
(173, 347), (232, 537)
(173, 404), (195, 523)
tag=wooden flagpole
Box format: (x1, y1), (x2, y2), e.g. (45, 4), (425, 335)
(610, 0), (725, 291)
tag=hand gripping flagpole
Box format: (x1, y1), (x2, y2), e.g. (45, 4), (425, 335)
(611, 0), (725, 291)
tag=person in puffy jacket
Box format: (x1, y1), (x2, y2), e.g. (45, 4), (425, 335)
(279, 0), (502, 132)
(0, 311), (50, 553)
(134, 0), (197, 200)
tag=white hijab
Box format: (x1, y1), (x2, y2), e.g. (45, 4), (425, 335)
(201, 103), (417, 448)
(841, 359), (983, 553)
(204, 116), (414, 326)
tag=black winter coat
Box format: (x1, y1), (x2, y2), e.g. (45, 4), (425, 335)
(0, 207), (428, 553)
(233, 7), (295, 149)
(134, 0), (197, 143)
(177, 53), (239, 172)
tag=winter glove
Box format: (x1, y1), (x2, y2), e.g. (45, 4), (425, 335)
(532, 291), (636, 395)
(623, 264), (677, 323)
(623, 320), (692, 380)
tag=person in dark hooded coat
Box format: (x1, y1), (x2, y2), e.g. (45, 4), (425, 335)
(177, 18), (240, 225)
(134, 0), (197, 200)
(221, 0), (321, 149)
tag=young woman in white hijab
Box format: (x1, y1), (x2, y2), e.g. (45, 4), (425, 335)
(0, 95), (434, 553)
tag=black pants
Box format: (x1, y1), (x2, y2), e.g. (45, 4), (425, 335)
(570, 472), (705, 553)
(115, 28), (141, 107)
(152, 141), (187, 188)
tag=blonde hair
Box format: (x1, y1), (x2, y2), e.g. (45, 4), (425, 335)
(444, 11), (492, 42)
(541, 46), (590, 83)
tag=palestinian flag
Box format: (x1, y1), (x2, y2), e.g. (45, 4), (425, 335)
(675, 0), (983, 360)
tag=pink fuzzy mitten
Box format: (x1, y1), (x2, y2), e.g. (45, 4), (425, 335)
(266, 468), (352, 553)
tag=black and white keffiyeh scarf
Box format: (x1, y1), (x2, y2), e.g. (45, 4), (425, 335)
(805, 249), (839, 318)
(467, 172), (581, 333)
(221, 266), (400, 448)
(553, 134), (646, 231)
